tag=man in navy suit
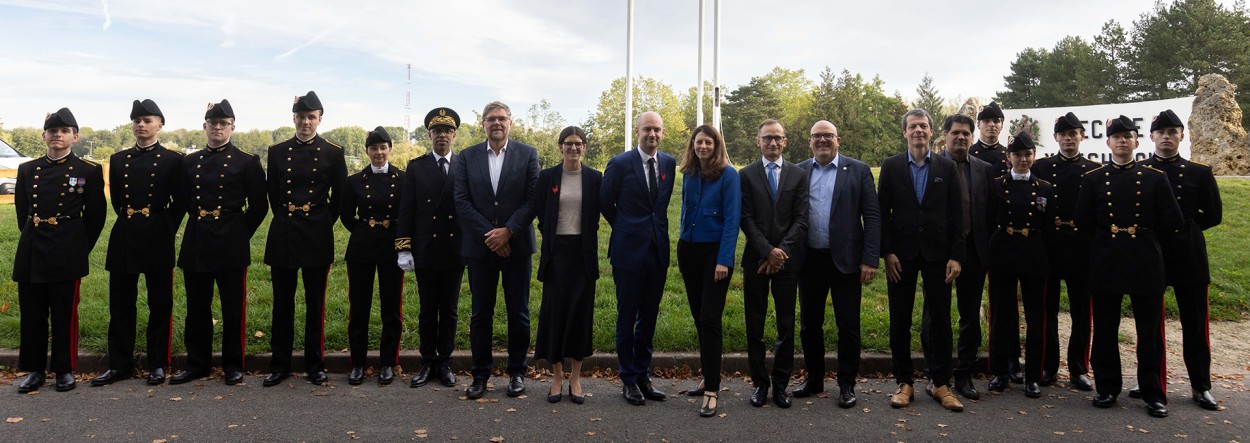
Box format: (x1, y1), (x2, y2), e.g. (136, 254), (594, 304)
(793, 120), (880, 409)
(452, 101), (540, 400)
(601, 111), (676, 405)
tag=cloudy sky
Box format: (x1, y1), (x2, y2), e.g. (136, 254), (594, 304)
(0, 0), (1228, 132)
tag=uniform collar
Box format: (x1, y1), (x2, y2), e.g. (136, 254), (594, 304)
(1111, 159), (1136, 170)
(136, 140), (160, 152)
(206, 141), (230, 152)
(45, 152), (71, 164)
(1152, 153), (1181, 163)
(1059, 151), (1083, 162)
(295, 134), (318, 145)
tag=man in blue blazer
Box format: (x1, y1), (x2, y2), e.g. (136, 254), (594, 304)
(452, 101), (540, 400)
(601, 111), (677, 405)
(793, 120), (880, 409)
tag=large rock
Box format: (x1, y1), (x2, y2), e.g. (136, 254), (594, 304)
(1189, 74), (1250, 176)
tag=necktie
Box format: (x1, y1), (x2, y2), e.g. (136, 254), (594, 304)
(956, 161), (971, 236)
(767, 163), (778, 202)
(438, 157), (448, 177)
(647, 158), (658, 203)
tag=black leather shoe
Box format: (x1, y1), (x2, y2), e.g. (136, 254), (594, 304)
(54, 372), (76, 392)
(698, 393), (718, 417)
(1039, 372), (1058, 387)
(749, 386), (768, 407)
(773, 383), (791, 408)
(622, 384), (645, 405)
(1071, 374), (1093, 391)
(170, 370), (208, 385)
(91, 369), (132, 387)
(147, 368), (166, 386)
(262, 372), (289, 387)
(306, 371), (328, 385)
(439, 367), (456, 387)
(1093, 393), (1117, 408)
(954, 376), (980, 400)
(467, 379), (487, 399)
(1008, 361), (1025, 384)
(378, 367), (395, 386)
(683, 381), (705, 397)
(1128, 384), (1141, 399)
(837, 386), (857, 409)
(1194, 390), (1219, 410)
(410, 366), (431, 388)
(224, 370), (244, 386)
(792, 380), (823, 398)
(1146, 401), (1169, 418)
(1024, 382), (1042, 398)
(637, 379), (666, 401)
(348, 367), (365, 385)
(17, 372), (45, 393)
(988, 376), (1010, 392)
(506, 375), (525, 397)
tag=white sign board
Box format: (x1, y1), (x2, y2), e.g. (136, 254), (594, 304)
(992, 97), (1195, 163)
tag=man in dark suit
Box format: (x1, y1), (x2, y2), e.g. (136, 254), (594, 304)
(264, 91), (348, 387)
(601, 111), (677, 405)
(793, 120), (879, 409)
(14, 108), (107, 393)
(740, 119), (809, 409)
(453, 101), (540, 399)
(94, 99), (185, 387)
(397, 107), (465, 389)
(937, 114), (995, 400)
(879, 109), (966, 412)
(171, 100), (267, 386)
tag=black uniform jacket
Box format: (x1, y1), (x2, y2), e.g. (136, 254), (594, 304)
(264, 135), (347, 268)
(971, 140), (1009, 178)
(1140, 154), (1222, 286)
(177, 142), (268, 272)
(13, 153), (107, 283)
(106, 143), (186, 273)
(986, 175), (1055, 277)
(1031, 153), (1101, 280)
(534, 164), (602, 282)
(341, 164), (403, 264)
(395, 153), (464, 269)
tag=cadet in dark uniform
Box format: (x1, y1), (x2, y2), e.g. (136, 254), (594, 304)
(92, 99), (185, 387)
(171, 100), (268, 386)
(14, 108), (107, 393)
(971, 101), (1011, 178)
(986, 132), (1055, 399)
(341, 126), (404, 386)
(1076, 115), (1183, 418)
(1031, 112), (1099, 391)
(1139, 109), (1223, 411)
(396, 107), (465, 389)
(263, 91), (347, 387)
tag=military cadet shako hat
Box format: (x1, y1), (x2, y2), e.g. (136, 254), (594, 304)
(1054, 112), (1082, 133)
(130, 99), (165, 124)
(1149, 109), (1184, 132)
(43, 107), (78, 130)
(977, 101), (1004, 121)
(205, 99), (235, 120)
(1007, 131), (1036, 152)
(293, 91), (323, 114)
(1106, 115), (1137, 136)
(425, 107), (460, 130)
(366, 126), (392, 147)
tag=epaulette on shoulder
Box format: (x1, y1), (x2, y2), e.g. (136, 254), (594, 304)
(267, 142), (283, 149)
(1190, 159), (1212, 168)
(1037, 178), (1053, 186)
(168, 149), (185, 157)
(323, 140), (344, 150)
(1141, 164), (1166, 174)
(237, 150), (256, 157)
(81, 158), (100, 167)
(1082, 165), (1106, 176)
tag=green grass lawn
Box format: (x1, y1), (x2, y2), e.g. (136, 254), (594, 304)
(1, 175), (1246, 357)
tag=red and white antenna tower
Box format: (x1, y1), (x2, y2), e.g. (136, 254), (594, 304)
(404, 64), (412, 141)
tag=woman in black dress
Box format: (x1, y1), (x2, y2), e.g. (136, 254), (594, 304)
(534, 126), (602, 404)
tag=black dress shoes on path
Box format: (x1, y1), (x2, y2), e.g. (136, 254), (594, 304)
(622, 384), (645, 405)
(90, 369), (132, 387)
(467, 379), (487, 399)
(506, 375), (526, 397)
(378, 367), (395, 385)
(410, 366), (431, 388)
(749, 386), (768, 407)
(224, 370), (244, 386)
(837, 386), (857, 409)
(54, 372), (76, 392)
(262, 372), (289, 387)
(637, 379), (666, 401)
(170, 370), (208, 385)
(348, 367), (365, 385)
(147, 368), (166, 386)
(18, 372), (45, 393)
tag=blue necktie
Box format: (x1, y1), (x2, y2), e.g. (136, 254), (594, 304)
(767, 163), (778, 202)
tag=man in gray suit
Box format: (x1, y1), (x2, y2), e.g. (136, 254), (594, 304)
(793, 120), (880, 409)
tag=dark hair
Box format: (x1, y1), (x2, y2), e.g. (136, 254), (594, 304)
(942, 114), (975, 132)
(901, 109), (933, 132)
(558, 126), (587, 145)
(757, 119), (784, 135)
(680, 125), (729, 182)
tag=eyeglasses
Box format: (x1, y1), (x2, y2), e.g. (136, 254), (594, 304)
(759, 135), (786, 143)
(810, 133), (838, 140)
(561, 142), (585, 148)
(484, 116), (510, 124)
(206, 120), (234, 128)
(430, 128), (456, 135)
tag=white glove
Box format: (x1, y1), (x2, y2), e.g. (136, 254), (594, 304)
(397, 251), (415, 273)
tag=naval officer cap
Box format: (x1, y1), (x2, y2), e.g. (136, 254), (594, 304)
(366, 126), (392, 147)
(425, 107), (460, 130)
(1149, 109), (1184, 132)
(1007, 131), (1036, 153)
(293, 90), (324, 114)
(977, 101), (1004, 121)
(205, 99), (235, 120)
(130, 99), (165, 124)
(1105, 115), (1138, 136)
(1053, 112), (1082, 133)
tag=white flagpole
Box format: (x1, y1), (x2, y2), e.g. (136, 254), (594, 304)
(697, 0), (705, 127)
(712, 0), (721, 130)
(625, 0), (635, 152)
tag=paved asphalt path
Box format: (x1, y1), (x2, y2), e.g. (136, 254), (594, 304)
(2, 372), (1247, 442)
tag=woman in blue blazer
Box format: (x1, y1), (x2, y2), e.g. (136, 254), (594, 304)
(676, 124), (741, 417)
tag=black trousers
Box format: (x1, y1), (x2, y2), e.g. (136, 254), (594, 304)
(346, 262), (404, 368)
(1091, 291), (1168, 404)
(798, 249), (862, 389)
(1045, 274), (1091, 377)
(889, 258), (953, 386)
(613, 252), (666, 386)
(269, 265), (330, 374)
(183, 269), (248, 374)
(18, 280), (80, 374)
(740, 248), (795, 389)
(677, 241), (732, 391)
(1173, 284), (1212, 392)
(414, 267), (464, 369)
(107, 270), (174, 371)
(988, 273), (1048, 383)
(951, 243), (986, 378)
(466, 254), (531, 380)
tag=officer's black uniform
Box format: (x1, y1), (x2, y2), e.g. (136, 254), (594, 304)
(1031, 112), (1101, 387)
(971, 101), (1010, 178)
(1075, 115), (1183, 416)
(1140, 109), (1223, 407)
(341, 126), (404, 383)
(14, 108), (107, 392)
(175, 99), (268, 384)
(97, 99), (185, 386)
(985, 133), (1055, 397)
(264, 91), (347, 383)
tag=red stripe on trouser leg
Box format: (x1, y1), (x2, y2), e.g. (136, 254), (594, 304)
(241, 268), (248, 370)
(1158, 295), (1167, 395)
(71, 279), (81, 372)
(321, 265), (329, 360)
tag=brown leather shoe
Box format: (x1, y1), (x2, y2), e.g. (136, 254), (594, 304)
(931, 385), (965, 412)
(890, 383), (914, 408)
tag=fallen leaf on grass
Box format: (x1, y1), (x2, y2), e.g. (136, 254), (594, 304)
(1, 303), (9, 313)
(6, 417), (23, 423)
(253, 330), (265, 338)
